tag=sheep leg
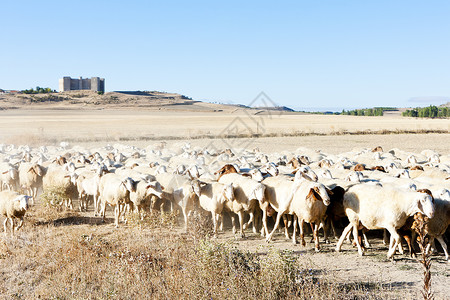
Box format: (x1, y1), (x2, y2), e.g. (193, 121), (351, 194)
(352, 224), (364, 256)
(243, 212), (254, 231)
(182, 207), (188, 232)
(436, 235), (449, 261)
(313, 223), (321, 252)
(218, 214), (224, 232)
(292, 215), (298, 244)
(15, 217), (24, 231)
(299, 219), (306, 247)
(211, 212), (219, 236)
(230, 214), (236, 234)
(336, 223), (353, 252)
(9, 218), (14, 236)
(266, 209), (286, 242)
(402, 233), (415, 258)
(321, 220), (330, 244)
(283, 215), (290, 239)
(3, 218), (9, 235)
(386, 227), (400, 259)
(383, 229), (389, 245)
(237, 211), (245, 238)
(330, 219), (338, 240)
(114, 206), (120, 228)
(362, 229), (371, 248)
(261, 206), (269, 237)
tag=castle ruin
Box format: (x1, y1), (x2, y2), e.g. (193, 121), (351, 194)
(59, 76), (105, 93)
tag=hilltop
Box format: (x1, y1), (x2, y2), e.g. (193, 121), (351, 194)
(0, 90), (297, 113)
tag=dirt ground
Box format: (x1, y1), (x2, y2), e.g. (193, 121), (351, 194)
(0, 108), (449, 298)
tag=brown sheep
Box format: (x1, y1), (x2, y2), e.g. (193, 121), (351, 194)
(214, 164), (239, 180)
(410, 165), (424, 171)
(352, 164), (366, 171)
(371, 146), (383, 152)
(287, 157), (302, 169)
(371, 166), (386, 172)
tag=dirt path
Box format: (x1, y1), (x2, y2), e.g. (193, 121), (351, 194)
(213, 229), (450, 299)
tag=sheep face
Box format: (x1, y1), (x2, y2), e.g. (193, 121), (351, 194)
(222, 184), (234, 203)
(28, 164), (43, 177)
(122, 178), (137, 193)
(14, 195), (30, 211)
(299, 166), (318, 182)
(250, 184), (265, 204)
(438, 189), (450, 201)
(249, 169), (264, 182)
(312, 183), (331, 206)
(265, 163), (279, 177)
(190, 181), (201, 197)
(417, 194), (435, 219)
(145, 181), (163, 199)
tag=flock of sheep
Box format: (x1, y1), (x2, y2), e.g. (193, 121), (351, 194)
(0, 141), (449, 261)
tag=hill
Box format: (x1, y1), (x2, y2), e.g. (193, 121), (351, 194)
(0, 90), (296, 113)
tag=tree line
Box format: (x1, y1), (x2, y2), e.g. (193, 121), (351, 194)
(340, 107), (395, 116)
(22, 86), (56, 94)
(402, 105), (450, 118)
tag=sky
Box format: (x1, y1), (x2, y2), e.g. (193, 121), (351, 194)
(1, 1), (450, 111)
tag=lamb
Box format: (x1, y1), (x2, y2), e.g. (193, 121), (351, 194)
(198, 182), (235, 236)
(218, 173), (266, 237)
(98, 174), (137, 227)
(336, 184), (435, 259)
(18, 162), (46, 204)
(0, 191), (30, 235)
(214, 164), (239, 180)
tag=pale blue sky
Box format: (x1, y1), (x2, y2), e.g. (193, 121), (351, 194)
(2, 1), (450, 110)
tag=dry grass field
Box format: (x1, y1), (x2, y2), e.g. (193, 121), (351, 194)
(0, 107), (449, 299)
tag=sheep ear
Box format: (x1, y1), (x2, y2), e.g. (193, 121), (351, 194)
(27, 167), (34, 173)
(2, 171), (8, 174)
(13, 196), (24, 202)
(307, 188), (320, 201)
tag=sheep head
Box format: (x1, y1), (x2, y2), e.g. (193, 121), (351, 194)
(221, 184), (234, 203)
(14, 195), (30, 211)
(122, 177), (137, 193)
(28, 164), (44, 177)
(250, 183), (265, 204)
(415, 193), (435, 219)
(306, 183), (331, 206)
(189, 180), (202, 197)
(145, 181), (164, 199)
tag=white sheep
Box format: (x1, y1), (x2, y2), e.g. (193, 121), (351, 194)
(0, 190), (30, 235)
(42, 166), (78, 209)
(336, 184), (435, 259)
(0, 163), (19, 191)
(129, 180), (164, 220)
(423, 198), (450, 260)
(76, 164), (108, 214)
(218, 173), (266, 237)
(263, 171), (330, 250)
(98, 174), (137, 227)
(198, 182), (235, 236)
(18, 162), (46, 204)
